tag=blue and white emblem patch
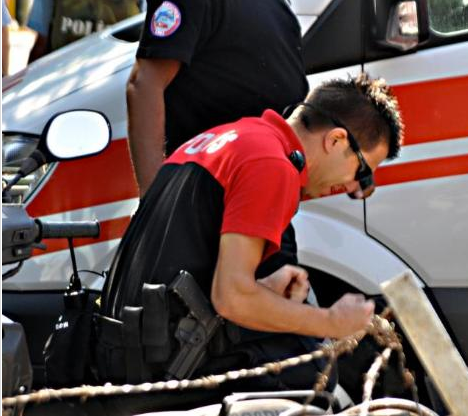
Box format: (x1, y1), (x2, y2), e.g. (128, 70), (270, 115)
(150, 1), (181, 38)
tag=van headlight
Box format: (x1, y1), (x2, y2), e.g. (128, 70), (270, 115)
(2, 134), (52, 203)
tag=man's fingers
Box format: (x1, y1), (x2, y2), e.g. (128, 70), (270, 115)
(328, 294), (377, 337)
(345, 293), (365, 303)
(345, 294), (374, 314)
(258, 265), (309, 301)
(295, 270), (309, 284)
(286, 272), (310, 303)
(363, 299), (375, 315)
(281, 264), (307, 277)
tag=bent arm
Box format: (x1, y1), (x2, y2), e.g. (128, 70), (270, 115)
(211, 233), (374, 339)
(211, 233), (332, 337)
(126, 58), (181, 197)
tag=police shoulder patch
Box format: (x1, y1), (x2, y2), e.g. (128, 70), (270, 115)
(150, 1), (182, 38)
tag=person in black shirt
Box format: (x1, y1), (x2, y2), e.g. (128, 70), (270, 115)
(127, 0), (308, 196)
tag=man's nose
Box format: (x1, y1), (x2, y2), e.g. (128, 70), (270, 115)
(346, 181), (375, 200)
(344, 181), (360, 194)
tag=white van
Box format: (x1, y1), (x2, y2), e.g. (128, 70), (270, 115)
(2, 0), (468, 399)
(292, 0), (468, 403)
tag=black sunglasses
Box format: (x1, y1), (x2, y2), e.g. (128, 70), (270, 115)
(328, 117), (375, 199)
(296, 103), (375, 199)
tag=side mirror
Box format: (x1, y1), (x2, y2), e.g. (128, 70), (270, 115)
(42, 110), (111, 161)
(372, 0), (430, 51)
(2, 110), (111, 199)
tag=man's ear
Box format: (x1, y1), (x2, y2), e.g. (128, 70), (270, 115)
(323, 127), (348, 154)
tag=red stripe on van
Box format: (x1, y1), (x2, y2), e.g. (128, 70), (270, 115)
(32, 216), (131, 256)
(392, 75), (468, 145)
(375, 154), (468, 186)
(26, 139), (139, 217)
(2, 68), (28, 92)
(30, 155), (468, 254)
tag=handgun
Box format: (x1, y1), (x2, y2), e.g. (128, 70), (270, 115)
(166, 270), (223, 380)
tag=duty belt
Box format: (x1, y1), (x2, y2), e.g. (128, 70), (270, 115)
(95, 271), (223, 383)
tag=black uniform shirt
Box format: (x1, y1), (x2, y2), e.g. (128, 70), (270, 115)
(137, 0), (308, 154)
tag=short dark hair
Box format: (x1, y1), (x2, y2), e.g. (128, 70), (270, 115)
(298, 73), (403, 159)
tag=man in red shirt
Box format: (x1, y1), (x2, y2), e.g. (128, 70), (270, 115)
(99, 74), (403, 401)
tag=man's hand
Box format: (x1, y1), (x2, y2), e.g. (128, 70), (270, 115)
(327, 293), (375, 338)
(213, 233), (370, 337)
(258, 265), (310, 303)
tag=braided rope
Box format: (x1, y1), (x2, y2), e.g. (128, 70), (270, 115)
(2, 311), (419, 412)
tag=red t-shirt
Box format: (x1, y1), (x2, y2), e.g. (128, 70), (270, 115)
(166, 110), (308, 258)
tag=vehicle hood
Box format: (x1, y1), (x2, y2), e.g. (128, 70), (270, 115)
(2, 16), (142, 133)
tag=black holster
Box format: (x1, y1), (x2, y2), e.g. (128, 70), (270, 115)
(94, 273), (268, 384)
(95, 283), (172, 383)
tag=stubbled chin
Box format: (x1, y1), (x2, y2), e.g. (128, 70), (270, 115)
(300, 190), (314, 201)
(330, 185), (346, 195)
(317, 185), (346, 198)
